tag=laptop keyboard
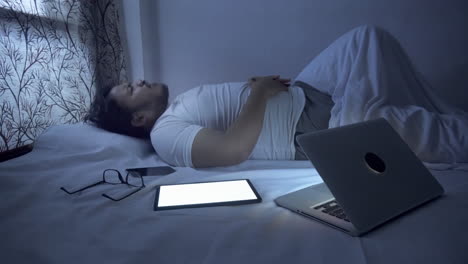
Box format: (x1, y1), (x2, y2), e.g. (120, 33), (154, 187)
(314, 200), (350, 222)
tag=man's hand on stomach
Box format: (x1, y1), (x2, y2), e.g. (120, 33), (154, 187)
(191, 75), (290, 168)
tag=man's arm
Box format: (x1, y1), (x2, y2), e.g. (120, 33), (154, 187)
(191, 76), (290, 168)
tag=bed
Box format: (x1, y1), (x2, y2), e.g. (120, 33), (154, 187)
(1, 122), (467, 264)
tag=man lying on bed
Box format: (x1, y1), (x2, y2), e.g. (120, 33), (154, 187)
(86, 25), (468, 168)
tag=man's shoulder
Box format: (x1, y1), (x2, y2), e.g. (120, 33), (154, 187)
(191, 81), (247, 92)
(152, 81), (248, 130)
(173, 81), (248, 104)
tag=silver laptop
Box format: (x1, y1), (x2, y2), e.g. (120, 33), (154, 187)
(275, 118), (444, 236)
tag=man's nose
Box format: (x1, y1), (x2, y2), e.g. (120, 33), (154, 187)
(136, 80), (146, 86)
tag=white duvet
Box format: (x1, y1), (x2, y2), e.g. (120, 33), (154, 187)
(293, 25), (468, 164)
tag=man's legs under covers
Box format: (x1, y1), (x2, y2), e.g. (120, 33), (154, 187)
(292, 25), (468, 163)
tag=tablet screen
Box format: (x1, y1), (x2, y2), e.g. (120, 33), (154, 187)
(154, 179), (261, 210)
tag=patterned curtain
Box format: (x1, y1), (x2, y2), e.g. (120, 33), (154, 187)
(0, 0), (127, 151)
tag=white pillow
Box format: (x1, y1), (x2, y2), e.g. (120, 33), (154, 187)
(34, 122), (155, 158)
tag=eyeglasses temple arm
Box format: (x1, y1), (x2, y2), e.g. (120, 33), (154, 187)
(61, 181), (105, 194)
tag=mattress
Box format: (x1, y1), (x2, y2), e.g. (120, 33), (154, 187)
(1, 123), (467, 264)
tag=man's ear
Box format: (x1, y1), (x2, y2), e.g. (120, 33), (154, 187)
(131, 111), (148, 128)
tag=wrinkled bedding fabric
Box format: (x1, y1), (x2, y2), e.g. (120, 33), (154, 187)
(0, 123), (467, 263)
(294, 25), (468, 164)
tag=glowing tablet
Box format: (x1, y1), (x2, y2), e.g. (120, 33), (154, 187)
(154, 179), (262, 210)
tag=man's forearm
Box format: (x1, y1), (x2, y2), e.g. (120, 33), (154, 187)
(191, 76), (288, 168)
(224, 88), (269, 160)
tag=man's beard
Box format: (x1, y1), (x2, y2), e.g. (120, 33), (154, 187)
(154, 86), (169, 117)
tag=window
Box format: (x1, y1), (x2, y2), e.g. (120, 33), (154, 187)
(0, 0), (80, 24)
(0, 0), (125, 151)
(0, 0), (93, 151)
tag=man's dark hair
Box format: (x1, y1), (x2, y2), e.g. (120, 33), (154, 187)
(84, 85), (149, 139)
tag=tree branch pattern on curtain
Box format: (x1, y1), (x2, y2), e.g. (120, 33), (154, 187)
(0, 0), (126, 151)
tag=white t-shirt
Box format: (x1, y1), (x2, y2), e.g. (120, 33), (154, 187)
(151, 82), (305, 167)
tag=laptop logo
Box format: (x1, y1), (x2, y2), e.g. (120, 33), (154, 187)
(364, 152), (386, 174)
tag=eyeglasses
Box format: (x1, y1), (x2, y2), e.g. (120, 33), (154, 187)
(61, 169), (145, 201)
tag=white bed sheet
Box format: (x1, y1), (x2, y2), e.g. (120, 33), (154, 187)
(1, 124), (468, 264)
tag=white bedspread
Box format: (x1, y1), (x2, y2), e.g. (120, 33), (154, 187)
(1, 123), (468, 264)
